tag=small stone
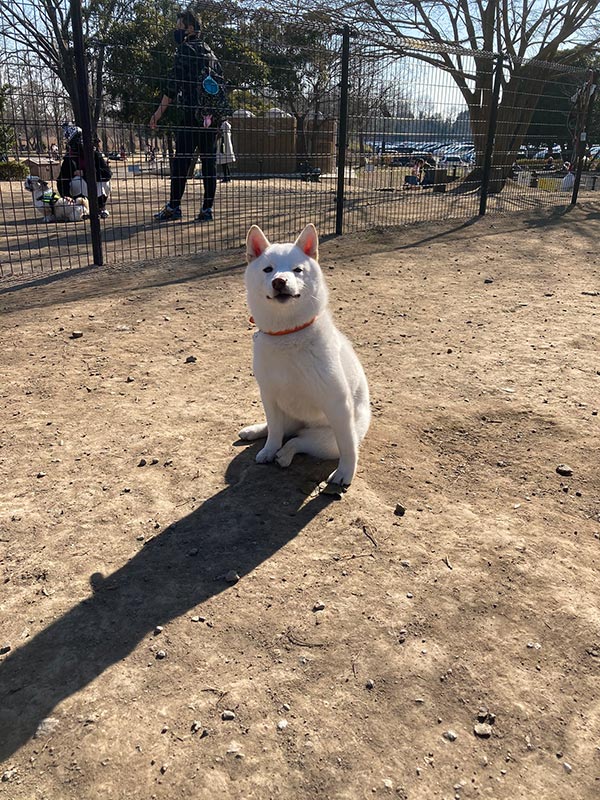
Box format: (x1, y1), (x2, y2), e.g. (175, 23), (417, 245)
(477, 706), (489, 721)
(155, 650), (167, 660)
(138, 458), (147, 467)
(221, 710), (236, 721)
(556, 464), (573, 476)
(0, 644), (11, 655)
(474, 722), (493, 738)
(126, 376), (135, 383)
(313, 601), (325, 611)
(277, 719), (288, 731)
(383, 778), (393, 789)
(188, 548), (199, 557)
(400, 560), (411, 568)
(153, 626), (163, 635)
(191, 721), (202, 733)
(190, 615), (206, 623)
(406, 592), (413, 599)
(36, 472), (46, 478)
(1, 769), (17, 782)
(394, 503), (406, 517)
(484, 278), (494, 284)
(161, 725), (169, 733)
(160, 763), (168, 774)
(443, 730), (458, 741)
(70, 330), (83, 339)
(365, 679), (375, 689)
(563, 762), (572, 774)
(185, 355), (197, 363)
(34, 717), (59, 738)
(224, 570), (240, 583)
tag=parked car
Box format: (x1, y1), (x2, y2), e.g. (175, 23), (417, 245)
(108, 151), (123, 160)
(534, 144), (562, 159)
(439, 153), (469, 166)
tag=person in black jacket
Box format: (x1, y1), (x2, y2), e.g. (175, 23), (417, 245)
(150, 9), (226, 222)
(57, 124), (113, 218)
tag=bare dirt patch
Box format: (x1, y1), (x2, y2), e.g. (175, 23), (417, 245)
(1, 204), (599, 799)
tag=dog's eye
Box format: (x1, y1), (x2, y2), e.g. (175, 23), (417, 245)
(293, 268), (303, 273)
(263, 266), (273, 273)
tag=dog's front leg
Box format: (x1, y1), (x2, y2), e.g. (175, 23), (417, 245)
(323, 395), (359, 488)
(255, 396), (285, 464)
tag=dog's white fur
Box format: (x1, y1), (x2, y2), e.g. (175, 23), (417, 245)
(239, 223), (370, 488)
(24, 175), (89, 223)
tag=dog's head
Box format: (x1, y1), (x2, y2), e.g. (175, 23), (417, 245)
(245, 224), (328, 330)
(24, 175), (48, 194)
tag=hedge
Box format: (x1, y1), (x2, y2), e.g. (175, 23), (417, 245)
(0, 160), (30, 180)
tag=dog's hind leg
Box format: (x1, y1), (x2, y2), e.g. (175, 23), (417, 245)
(239, 422), (268, 441)
(275, 427), (339, 468)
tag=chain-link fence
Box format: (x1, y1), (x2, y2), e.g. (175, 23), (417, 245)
(0, 1), (597, 281)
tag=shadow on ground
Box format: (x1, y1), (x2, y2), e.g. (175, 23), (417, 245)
(0, 443), (337, 762)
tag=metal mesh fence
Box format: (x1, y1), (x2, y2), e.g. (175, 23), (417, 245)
(0, 2), (598, 281)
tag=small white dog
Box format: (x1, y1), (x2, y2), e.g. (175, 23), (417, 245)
(239, 223), (370, 489)
(24, 175), (89, 222)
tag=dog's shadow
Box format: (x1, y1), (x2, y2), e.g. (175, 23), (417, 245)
(0, 443), (338, 762)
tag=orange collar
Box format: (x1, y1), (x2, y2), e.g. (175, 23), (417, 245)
(249, 315), (317, 336)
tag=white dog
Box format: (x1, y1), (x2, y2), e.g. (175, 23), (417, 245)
(239, 224), (370, 489)
(24, 175), (89, 222)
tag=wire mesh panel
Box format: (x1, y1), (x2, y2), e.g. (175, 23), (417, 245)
(343, 43), (486, 230)
(0, 0), (96, 279)
(0, 2), (344, 279)
(0, 2), (598, 282)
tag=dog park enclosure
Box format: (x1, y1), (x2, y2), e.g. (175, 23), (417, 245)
(0, 3), (598, 281)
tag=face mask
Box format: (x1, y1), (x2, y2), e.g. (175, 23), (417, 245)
(174, 29), (185, 44)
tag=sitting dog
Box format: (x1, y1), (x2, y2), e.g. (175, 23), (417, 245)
(24, 175), (89, 222)
(239, 223), (370, 490)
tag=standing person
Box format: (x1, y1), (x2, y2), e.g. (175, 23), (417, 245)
(217, 119), (235, 182)
(404, 157), (424, 188)
(150, 9), (230, 222)
(57, 123), (112, 218)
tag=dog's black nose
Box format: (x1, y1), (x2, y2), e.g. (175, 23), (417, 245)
(272, 277), (287, 292)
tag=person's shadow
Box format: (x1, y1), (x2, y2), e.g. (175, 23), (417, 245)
(0, 443), (338, 762)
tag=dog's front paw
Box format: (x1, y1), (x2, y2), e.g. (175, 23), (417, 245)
(256, 446), (278, 464)
(327, 465), (354, 489)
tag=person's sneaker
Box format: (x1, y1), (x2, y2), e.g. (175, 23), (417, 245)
(99, 209), (110, 218)
(196, 208), (213, 222)
(154, 204), (182, 221)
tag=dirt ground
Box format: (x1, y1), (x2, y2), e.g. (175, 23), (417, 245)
(0, 204), (599, 799)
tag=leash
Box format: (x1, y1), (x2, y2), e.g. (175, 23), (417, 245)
(249, 315), (317, 336)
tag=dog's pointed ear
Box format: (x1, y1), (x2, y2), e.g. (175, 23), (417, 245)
(246, 226), (270, 262)
(294, 224), (319, 261)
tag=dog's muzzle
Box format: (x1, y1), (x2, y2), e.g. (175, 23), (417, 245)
(270, 277), (299, 302)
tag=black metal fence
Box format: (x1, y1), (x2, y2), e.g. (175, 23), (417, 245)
(0, 1), (598, 281)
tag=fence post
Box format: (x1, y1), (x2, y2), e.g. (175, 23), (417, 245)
(71, 0), (103, 266)
(571, 69), (598, 206)
(335, 25), (351, 236)
(479, 55), (503, 217)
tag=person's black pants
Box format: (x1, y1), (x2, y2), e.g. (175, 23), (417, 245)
(170, 125), (218, 210)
